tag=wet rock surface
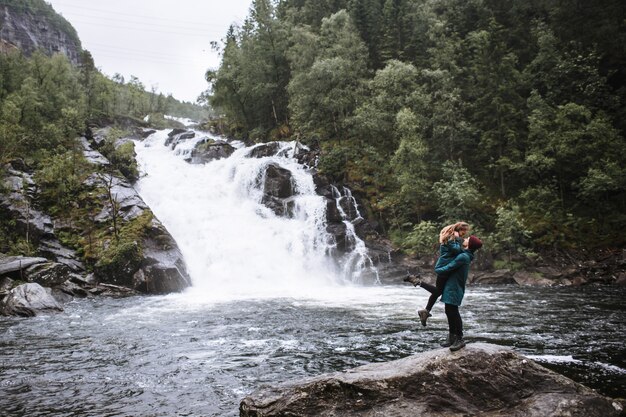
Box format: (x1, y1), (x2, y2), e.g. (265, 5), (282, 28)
(134, 220), (192, 294)
(248, 142), (282, 158)
(1, 283), (64, 317)
(186, 138), (235, 164)
(165, 129), (195, 149)
(240, 343), (624, 417)
(259, 163), (296, 217)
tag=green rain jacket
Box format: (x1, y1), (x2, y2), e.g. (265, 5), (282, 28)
(435, 249), (475, 306)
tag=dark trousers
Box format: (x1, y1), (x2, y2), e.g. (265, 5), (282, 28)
(444, 304), (463, 337)
(419, 274), (449, 312)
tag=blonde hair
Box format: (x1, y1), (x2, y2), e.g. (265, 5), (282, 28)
(439, 221), (470, 244)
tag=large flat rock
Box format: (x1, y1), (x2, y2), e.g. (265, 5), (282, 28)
(0, 256), (48, 277)
(240, 343), (624, 417)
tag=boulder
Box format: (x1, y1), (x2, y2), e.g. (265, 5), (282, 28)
(52, 279), (90, 300)
(295, 146), (318, 169)
(1, 283), (63, 317)
(134, 265), (190, 294)
(165, 129), (195, 148)
(326, 222), (350, 253)
(186, 139), (235, 164)
(259, 163), (296, 216)
(262, 164), (294, 199)
(93, 220), (192, 295)
(140, 129), (157, 139)
(533, 266), (563, 280)
(325, 197), (344, 223)
(513, 271), (557, 286)
(313, 177), (332, 197)
(248, 142), (282, 158)
(240, 343), (624, 417)
(167, 128), (187, 138)
(262, 196), (296, 218)
(135, 219), (192, 294)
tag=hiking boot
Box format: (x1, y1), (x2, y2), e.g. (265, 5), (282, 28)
(449, 336), (466, 352)
(403, 274), (421, 287)
(440, 333), (456, 347)
(417, 309), (432, 327)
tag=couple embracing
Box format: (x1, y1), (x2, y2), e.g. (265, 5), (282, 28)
(405, 222), (482, 352)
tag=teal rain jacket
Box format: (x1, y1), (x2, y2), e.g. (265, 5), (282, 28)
(434, 237), (463, 272)
(435, 249), (475, 306)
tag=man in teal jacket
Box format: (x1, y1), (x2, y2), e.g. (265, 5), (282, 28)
(434, 235), (483, 351)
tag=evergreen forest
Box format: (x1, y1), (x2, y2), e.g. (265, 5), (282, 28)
(206, 0), (626, 259)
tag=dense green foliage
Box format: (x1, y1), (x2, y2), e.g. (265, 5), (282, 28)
(207, 0), (626, 254)
(0, 48), (205, 266)
(0, 50), (206, 164)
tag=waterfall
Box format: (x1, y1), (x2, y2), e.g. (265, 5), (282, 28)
(331, 186), (380, 285)
(134, 130), (377, 300)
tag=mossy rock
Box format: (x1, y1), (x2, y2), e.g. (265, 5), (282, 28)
(94, 240), (142, 287)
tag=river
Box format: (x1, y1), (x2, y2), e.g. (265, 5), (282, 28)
(1, 129), (624, 416)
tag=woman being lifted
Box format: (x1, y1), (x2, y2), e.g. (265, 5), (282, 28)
(404, 221), (470, 326)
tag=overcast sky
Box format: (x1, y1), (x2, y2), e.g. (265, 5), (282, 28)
(46, 0), (252, 103)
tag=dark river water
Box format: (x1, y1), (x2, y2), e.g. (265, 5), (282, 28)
(1, 284), (625, 417)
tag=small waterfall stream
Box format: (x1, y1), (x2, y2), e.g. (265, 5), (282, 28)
(330, 185), (380, 285)
(134, 129), (376, 300)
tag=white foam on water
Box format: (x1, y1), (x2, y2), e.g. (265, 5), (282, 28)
(526, 354), (583, 364)
(527, 354), (626, 375)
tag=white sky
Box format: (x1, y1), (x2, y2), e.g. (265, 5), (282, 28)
(46, 0), (252, 103)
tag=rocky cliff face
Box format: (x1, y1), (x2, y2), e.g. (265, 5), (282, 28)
(0, 127), (193, 316)
(0, 1), (81, 64)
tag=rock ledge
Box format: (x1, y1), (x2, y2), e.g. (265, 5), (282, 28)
(240, 343), (623, 417)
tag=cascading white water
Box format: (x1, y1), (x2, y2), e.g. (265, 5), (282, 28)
(330, 186), (380, 285)
(134, 129), (377, 301)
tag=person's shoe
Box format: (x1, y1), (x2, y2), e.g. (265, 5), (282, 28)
(449, 336), (466, 352)
(417, 309), (432, 327)
(440, 333), (456, 347)
(403, 274), (421, 287)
